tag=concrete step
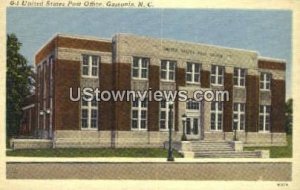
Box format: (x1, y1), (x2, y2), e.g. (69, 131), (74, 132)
(191, 145), (232, 148)
(194, 151), (260, 158)
(191, 141), (230, 144)
(191, 148), (234, 152)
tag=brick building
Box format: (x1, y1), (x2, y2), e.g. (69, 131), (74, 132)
(20, 33), (287, 148)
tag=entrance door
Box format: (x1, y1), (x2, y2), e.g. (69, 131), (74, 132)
(186, 116), (200, 140)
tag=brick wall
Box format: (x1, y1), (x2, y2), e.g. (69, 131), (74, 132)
(36, 35), (112, 63)
(148, 65), (160, 131)
(114, 63), (131, 131)
(99, 63), (113, 131)
(258, 60), (285, 70)
(54, 59), (80, 130)
(246, 75), (259, 132)
(175, 67), (186, 131)
(271, 79), (286, 132)
(201, 70), (210, 88)
(223, 73), (233, 132)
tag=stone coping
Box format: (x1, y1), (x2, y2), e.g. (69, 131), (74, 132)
(5, 157), (292, 163)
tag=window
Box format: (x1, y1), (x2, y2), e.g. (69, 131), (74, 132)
(260, 72), (272, 90)
(186, 62), (200, 83)
(159, 100), (175, 130)
(82, 55), (99, 77)
(234, 68), (246, 87)
(161, 60), (176, 81)
(259, 105), (271, 132)
(211, 65), (224, 86)
(210, 102), (223, 131)
(186, 100), (200, 111)
(131, 98), (148, 130)
(233, 103), (245, 130)
(81, 96), (98, 129)
(132, 57), (149, 79)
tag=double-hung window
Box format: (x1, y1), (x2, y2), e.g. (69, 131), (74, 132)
(260, 72), (272, 90)
(210, 102), (223, 131)
(186, 62), (200, 84)
(259, 105), (271, 132)
(159, 100), (175, 130)
(234, 68), (246, 87)
(81, 96), (98, 130)
(233, 103), (245, 131)
(131, 98), (148, 130)
(161, 60), (176, 81)
(132, 57), (149, 79)
(82, 55), (99, 77)
(211, 65), (224, 86)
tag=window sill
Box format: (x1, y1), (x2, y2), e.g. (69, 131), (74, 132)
(132, 78), (149, 81)
(260, 89), (271, 92)
(211, 84), (223, 87)
(186, 82), (200, 85)
(159, 129), (175, 132)
(186, 110), (200, 113)
(81, 128), (98, 131)
(131, 129), (148, 131)
(258, 130), (271, 133)
(82, 76), (99, 79)
(160, 80), (175, 83)
(233, 86), (246, 89)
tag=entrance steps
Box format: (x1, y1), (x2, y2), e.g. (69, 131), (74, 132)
(188, 141), (263, 158)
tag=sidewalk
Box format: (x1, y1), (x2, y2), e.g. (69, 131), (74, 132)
(6, 156), (292, 163)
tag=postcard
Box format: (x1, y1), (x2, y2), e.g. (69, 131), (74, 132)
(1, 0), (299, 189)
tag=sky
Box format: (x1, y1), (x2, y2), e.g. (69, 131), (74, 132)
(6, 8), (292, 98)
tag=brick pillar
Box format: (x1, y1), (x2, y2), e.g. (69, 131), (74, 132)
(201, 70), (210, 88)
(245, 75), (259, 132)
(271, 79), (286, 132)
(99, 63), (113, 130)
(54, 59), (80, 130)
(114, 63), (131, 131)
(175, 67), (186, 131)
(148, 65), (160, 131)
(223, 73), (233, 132)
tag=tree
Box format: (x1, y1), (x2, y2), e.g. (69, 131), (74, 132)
(6, 33), (34, 138)
(285, 98), (293, 135)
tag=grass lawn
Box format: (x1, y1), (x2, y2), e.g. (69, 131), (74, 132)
(244, 134), (292, 158)
(6, 148), (183, 158)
